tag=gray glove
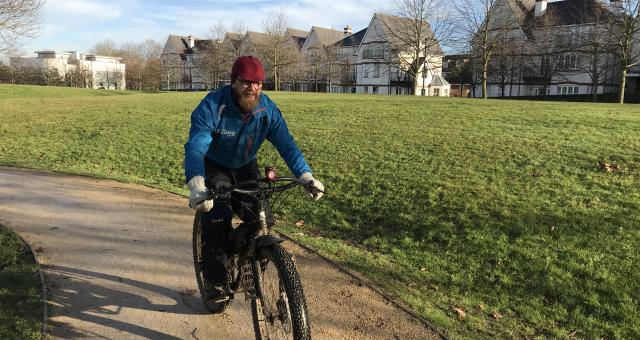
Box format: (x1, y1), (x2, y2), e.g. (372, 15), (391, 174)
(187, 176), (213, 211)
(299, 172), (324, 201)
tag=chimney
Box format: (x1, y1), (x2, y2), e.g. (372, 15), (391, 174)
(187, 35), (195, 49)
(344, 25), (352, 36)
(534, 0), (548, 17)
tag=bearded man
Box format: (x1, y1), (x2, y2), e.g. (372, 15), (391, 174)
(183, 56), (324, 301)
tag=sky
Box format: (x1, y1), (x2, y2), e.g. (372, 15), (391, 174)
(17, 0), (392, 56)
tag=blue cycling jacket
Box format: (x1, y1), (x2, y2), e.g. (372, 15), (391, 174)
(184, 86), (311, 183)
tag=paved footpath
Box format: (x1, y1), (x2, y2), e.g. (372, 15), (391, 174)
(0, 166), (439, 339)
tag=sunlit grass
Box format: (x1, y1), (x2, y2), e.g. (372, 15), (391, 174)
(1, 84), (639, 338)
(0, 225), (41, 340)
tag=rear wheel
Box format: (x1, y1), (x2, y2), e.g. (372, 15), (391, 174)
(251, 244), (311, 340)
(192, 211), (231, 313)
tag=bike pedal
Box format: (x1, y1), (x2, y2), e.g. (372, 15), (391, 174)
(211, 295), (231, 304)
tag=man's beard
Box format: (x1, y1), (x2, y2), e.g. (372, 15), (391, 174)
(234, 88), (260, 113)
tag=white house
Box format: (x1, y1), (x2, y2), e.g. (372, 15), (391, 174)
(352, 13), (449, 96)
(475, 0), (622, 98)
(10, 51), (126, 89)
(158, 13), (449, 96)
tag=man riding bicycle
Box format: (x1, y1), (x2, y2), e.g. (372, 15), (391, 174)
(183, 55), (324, 301)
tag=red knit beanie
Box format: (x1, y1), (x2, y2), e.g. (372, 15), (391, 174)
(231, 56), (265, 82)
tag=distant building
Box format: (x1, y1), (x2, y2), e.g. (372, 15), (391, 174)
(473, 0), (624, 98)
(10, 51), (126, 89)
(160, 35), (217, 91)
(159, 13), (449, 96)
(334, 13), (451, 97)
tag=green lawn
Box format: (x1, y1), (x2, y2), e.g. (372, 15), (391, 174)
(1, 84), (639, 338)
(0, 225), (42, 339)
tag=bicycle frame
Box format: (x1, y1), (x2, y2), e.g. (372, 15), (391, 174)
(228, 196), (283, 302)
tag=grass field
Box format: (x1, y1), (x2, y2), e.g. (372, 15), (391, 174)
(1, 84), (639, 338)
(0, 225), (42, 339)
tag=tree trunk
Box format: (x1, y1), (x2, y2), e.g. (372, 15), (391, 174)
(618, 67), (626, 104)
(482, 60), (489, 99)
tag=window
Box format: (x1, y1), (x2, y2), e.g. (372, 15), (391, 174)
(558, 85), (579, 95)
(373, 64), (380, 78)
(372, 86), (378, 94)
(557, 86), (562, 94)
(421, 89), (426, 96)
(364, 65), (369, 78)
(557, 55), (582, 70)
(351, 87), (356, 93)
(363, 45), (384, 59)
(434, 88), (440, 96)
(364, 86), (368, 94)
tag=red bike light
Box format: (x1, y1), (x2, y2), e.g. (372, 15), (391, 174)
(266, 167), (277, 181)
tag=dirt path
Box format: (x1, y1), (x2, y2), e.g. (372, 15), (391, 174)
(0, 166), (440, 339)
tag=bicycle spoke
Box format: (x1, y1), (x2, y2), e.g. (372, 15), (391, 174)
(258, 258), (294, 339)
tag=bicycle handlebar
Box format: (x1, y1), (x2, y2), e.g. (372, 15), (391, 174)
(192, 176), (325, 206)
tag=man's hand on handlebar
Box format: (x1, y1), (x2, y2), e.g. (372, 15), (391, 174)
(298, 172), (324, 201)
(188, 176), (213, 212)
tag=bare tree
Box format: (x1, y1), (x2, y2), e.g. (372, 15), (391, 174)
(574, 2), (613, 102)
(524, 9), (565, 98)
(90, 39), (118, 56)
(143, 57), (161, 90)
(202, 21), (227, 89)
(383, 0), (454, 94)
(161, 55), (182, 91)
(454, 0), (521, 98)
(120, 42), (144, 90)
(0, 0), (44, 53)
(260, 10), (301, 91)
(603, 0), (640, 103)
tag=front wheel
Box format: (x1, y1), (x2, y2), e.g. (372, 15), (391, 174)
(251, 244), (311, 340)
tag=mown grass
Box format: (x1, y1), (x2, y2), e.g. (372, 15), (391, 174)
(0, 225), (42, 339)
(1, 84), (639, 338)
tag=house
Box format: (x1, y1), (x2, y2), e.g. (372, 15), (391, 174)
(158, 13), (449, 96)
(160, 34), (217, 90)
(350, 13), (449, 96)
(443, 54), (473, 97)
(333, 26), (367, 93)
(300, 26), (345, 92)
(475, 0), (623, 98)
(10, 51), (126, 89)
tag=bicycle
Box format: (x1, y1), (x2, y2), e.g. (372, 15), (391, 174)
(192, 167), (322, 340)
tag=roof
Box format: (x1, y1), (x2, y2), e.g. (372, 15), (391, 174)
(337, 28), (367, 47)
(245, 31), (270, 45)
(163, 34), (213, 55)
(311, 26), (345, 46)
(430, 74), (450, 87)
(286, 28), (308, 38)
(530, 0), (609, 26)
(506, 0), (537, 26)
(286, 28), (308, 49)
(375, 13), (443, 56)
(225, 32), (243, 41)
